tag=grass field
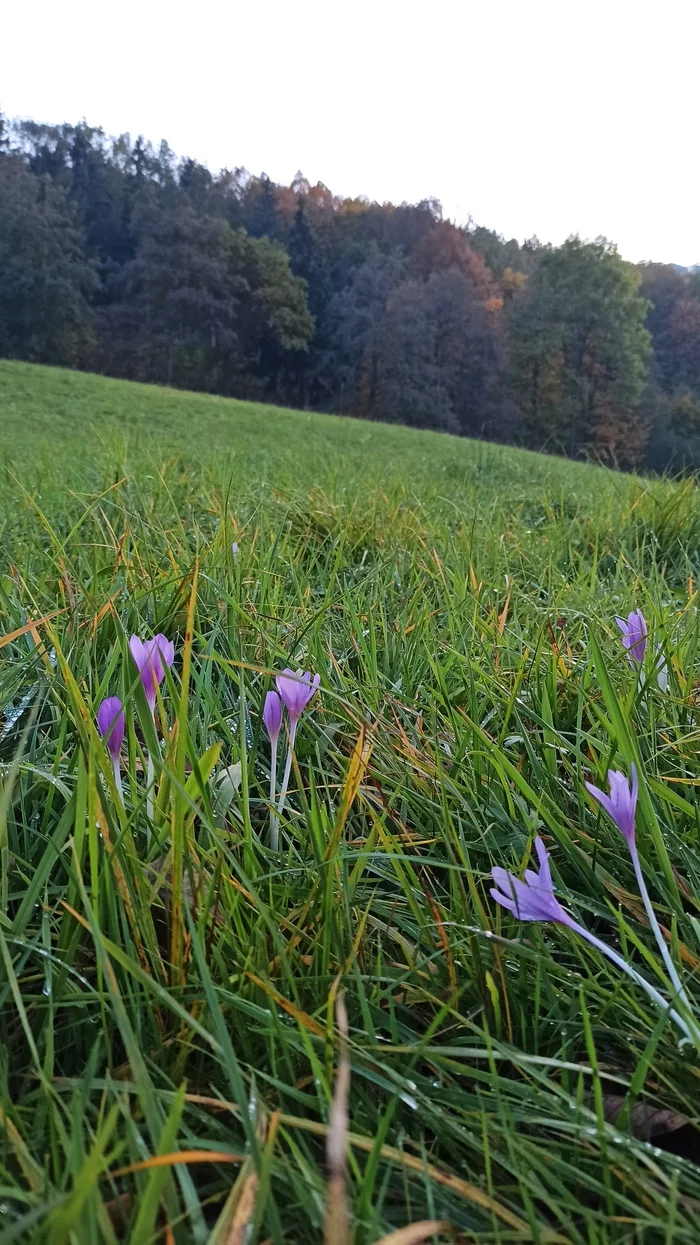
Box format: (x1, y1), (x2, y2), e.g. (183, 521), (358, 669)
(2, 359), (700, 1243)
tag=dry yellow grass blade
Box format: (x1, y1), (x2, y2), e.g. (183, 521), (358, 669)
(244, 972), (326, 1037)
(0, 610), (63, 650)
(109, 1149), (244, 1178)
(0, 1105), (44, 1194)
(223, 1161), (259, 1245)
(327, 723), (374, 858)
(373, 1222), (450, 1245)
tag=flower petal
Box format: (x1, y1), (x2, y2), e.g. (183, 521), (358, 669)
(585, 781), (617, 824)
(155, 634), (175, 670)
(490, 887), (516, 913)
(129, 635), (147, 672)
(97, 696), (124, 760)
(263, 690), (283, 739)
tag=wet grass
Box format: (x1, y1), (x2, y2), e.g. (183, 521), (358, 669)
(1, 360), (700, 1242)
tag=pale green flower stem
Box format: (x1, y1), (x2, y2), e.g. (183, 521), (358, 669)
(269, 734), (279, 852)
(630, 845), (695, 1015)
(567, 916), (697, 1045)
(275, 718), (298, 847)
(113, 759), (124, 808)
(146, 752), (155, 826)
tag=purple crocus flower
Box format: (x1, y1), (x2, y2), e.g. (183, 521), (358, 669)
(271, 668), (320, 852)
(491, 837), (574, 926)
(97, 696), (124, 763)
(276, 668), (320, 723)
(490, 834), (695, 1041)
(129, 633), (175, 712)
(584, 764), (692, 1010)
(585, 765), (638, 850)
(263, 690), (283, 742)
(615, 610), (647, 665)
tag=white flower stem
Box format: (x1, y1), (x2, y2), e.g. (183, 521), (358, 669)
(275, 718), (298, 844)
(630, 846), (693, 1010)
(113, 760), (124, 808)
(568, 917), (697, 1044)
(146, 752), (155, 826)
(269, 735), (279, 852)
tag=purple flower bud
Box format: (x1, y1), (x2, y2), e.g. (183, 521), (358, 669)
(97, 697), (124, 763)
(491, 837), (574, 926)
(231, 541), (240, 562)
(615, 610), (647, 665)
(263, 690), (283, 742)
(129, 633), (175, 712)
(585, 764), (638, 850)
(275, 668), (320, 722)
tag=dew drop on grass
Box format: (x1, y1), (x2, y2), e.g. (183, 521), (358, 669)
(244, 702), (253, 749)
(0, 683), (38, 740)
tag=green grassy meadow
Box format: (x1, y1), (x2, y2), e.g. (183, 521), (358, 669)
(2, 360), (700, 1242)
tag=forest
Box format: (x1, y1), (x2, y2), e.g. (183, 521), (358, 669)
(1, 112), (699, 471)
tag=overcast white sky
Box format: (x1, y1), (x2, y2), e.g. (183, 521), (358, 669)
(3, 0), (698, 265)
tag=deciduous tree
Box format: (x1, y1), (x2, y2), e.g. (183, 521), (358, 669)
(509, 238), (651, 460)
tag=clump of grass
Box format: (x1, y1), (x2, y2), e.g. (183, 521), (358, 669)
(1, 361), (700, 1241)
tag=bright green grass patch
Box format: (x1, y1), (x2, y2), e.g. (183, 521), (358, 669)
(1, 360), (700, 1242)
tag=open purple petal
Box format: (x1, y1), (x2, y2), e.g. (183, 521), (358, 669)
(490, 887), (517, 913)
(584, 781), (617, 824)
(491, 837), (571, 925)
(130, 632), (174, 710)
(154, 634), (175, 670)
(616, 609), (647, 665)
(585, 767), (637, 850)
(276, 668), (320, 720)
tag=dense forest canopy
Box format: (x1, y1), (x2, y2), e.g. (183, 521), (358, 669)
(1, 112), (698, 470)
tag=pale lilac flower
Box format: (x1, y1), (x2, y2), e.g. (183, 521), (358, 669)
(129, 633), (175, 712)
(232, 541), (240, 563)
(263, 690), (283, 742)
(97, 695), (125, 805)
(615, 609), (647, 665)
(585, 764), (692, 1011)
(97, 697), (124, 763)
(276, 668), (320, 722)
(491, 835), (695, 1042)
(272, 668), (320, 852)
(585, 765), (638, 850)
(491, 837), (574, 926)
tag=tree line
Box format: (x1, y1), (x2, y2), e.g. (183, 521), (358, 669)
(1, 113), (699, 471)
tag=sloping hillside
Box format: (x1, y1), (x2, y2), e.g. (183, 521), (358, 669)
(1, 360), (700, 1241)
